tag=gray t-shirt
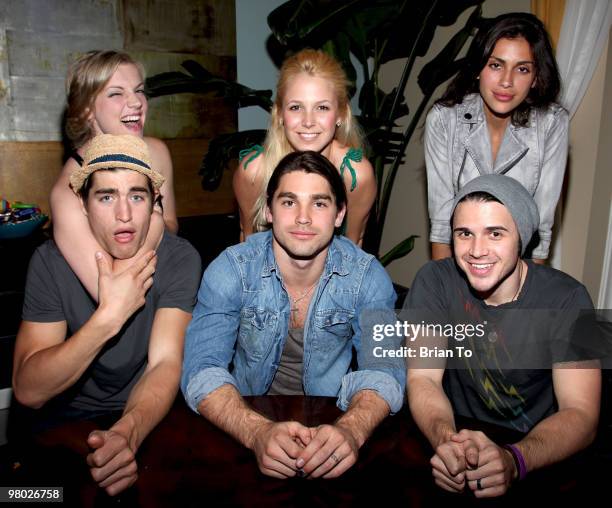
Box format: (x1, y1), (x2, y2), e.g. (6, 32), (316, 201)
(267, 328), (305, 396)
(22, 232), (201, 412)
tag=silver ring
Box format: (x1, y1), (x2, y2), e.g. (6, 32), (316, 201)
(330, 453), (340, 464)
(477, 478), (483, 490)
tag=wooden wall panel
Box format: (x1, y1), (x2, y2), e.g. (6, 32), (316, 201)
(0, 0), (123, 142)
(0, 29), (11, 137)
(0, 0), (120, 35)
(0, 139), (236, 218)
(136, 51), (237, 139)
(0, 142), (63, 215)
(122, 0), (236, 57)
(0, 1), (237, 217)
(166, 138), (236, 217)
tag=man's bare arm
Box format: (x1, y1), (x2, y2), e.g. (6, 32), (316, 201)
(513, 366), (600, 472)
(407, 369), (456, 448)
(13, 318), (114, 408)
(408, 366), (478, 493)
(458, 365), (600, 498)
(112, 308), (191, 449)
(335, 389), (390, 448)
(12, 251), (156, 409)
(198, 384), (271, 449)
(86, 307), (191, 496)
(198, 384), (312, 479)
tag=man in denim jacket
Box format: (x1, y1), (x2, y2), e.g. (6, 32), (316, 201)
(182, 151), (404, 479)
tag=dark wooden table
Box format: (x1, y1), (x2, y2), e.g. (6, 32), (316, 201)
(5, 396), (608, 507)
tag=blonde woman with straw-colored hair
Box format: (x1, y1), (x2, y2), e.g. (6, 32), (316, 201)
(233, 49), (376, 246)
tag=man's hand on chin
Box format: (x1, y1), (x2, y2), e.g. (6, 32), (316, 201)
(95, 249), (157, 331)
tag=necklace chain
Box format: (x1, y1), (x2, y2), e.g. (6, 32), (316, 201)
(289, 281), (318, 312)
(511, 260), (523, 302)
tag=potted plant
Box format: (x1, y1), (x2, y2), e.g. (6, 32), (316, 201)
(145, 0), (486, 267)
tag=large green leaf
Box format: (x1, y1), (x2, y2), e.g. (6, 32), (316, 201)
(199, 130), (267, 191)
(360, 124), (405, 165)
(379, 235), (418, 267)
(267, 0), (361, 48)
(322, 32), (357, 92)
(146, 61), (273, 112)
(145, 71), (204, 97)
(268, 0), (483, 66)
(369, 0), (483, 64)
(417, 6), (482, 95)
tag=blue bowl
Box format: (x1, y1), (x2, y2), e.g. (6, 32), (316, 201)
(0, 214), (48, 240)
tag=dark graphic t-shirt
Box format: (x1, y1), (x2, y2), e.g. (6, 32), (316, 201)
(402, 258), (595, 432)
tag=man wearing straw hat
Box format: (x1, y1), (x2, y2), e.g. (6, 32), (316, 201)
(12, 134), (201, 496)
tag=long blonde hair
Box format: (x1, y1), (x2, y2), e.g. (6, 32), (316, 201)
(65, 50), (145, 149)
(252, 49), (364, 230)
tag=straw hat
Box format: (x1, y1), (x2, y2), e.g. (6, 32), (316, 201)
(69, 134), (165, 192)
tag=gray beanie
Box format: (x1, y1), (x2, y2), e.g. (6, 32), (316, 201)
(451, 175), (539, 255)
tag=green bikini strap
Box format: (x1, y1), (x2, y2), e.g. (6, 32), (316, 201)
(238, 144), (264, 170)
(339, 147), (362, 192)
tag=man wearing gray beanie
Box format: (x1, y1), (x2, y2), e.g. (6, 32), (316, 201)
(403, 175), (600, 497)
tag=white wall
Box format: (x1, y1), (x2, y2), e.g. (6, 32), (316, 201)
(235, 0), (284, 131)
(577, 27), (612, 300)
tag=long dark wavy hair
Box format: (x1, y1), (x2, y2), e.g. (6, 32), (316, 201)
(437, 12), (561, 126)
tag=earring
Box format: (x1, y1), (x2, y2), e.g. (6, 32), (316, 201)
(280, 119), (284, 126)
(336, 120), (342, 127)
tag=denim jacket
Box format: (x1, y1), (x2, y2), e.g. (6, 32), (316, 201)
(181, 231), (405, 414)
(425, 93), (569, 258)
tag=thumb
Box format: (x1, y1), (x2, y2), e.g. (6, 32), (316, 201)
(95, 251), (111, 277)
(464, 441), (479, 468)
(294, 425), (313, 447)
(451, 429), (472, 443)
(87, 430), (106, 449)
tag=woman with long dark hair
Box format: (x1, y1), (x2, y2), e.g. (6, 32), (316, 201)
(426, 12), (567, 262)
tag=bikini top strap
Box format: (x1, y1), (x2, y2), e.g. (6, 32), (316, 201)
(339, 147), (362, 192)
(238, 144), (264, 170)
(70, 152), (84, 166)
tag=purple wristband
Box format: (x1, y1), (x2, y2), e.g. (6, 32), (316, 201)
(503, 444), (527, 480)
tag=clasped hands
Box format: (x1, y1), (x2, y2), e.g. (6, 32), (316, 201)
(431, 429), (517, 498)
(251, 420), (360, 479)
(86, 428), (138, 496)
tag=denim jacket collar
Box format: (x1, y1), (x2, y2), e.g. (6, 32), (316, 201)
(261, 233), (277, 278)
(458, 94), (529, 175)
(260, 231), (349, 280)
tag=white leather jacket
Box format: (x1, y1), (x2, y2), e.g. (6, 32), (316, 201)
(425, 93), (569, 258)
